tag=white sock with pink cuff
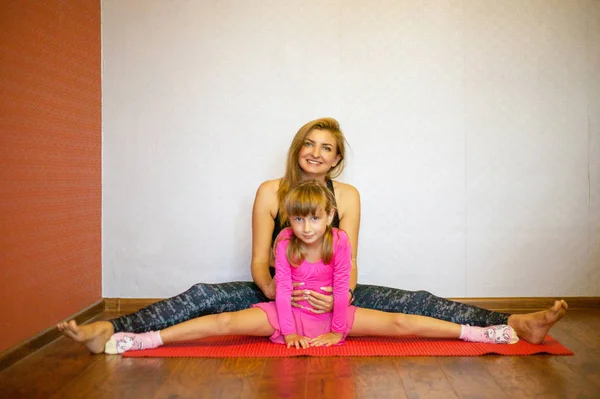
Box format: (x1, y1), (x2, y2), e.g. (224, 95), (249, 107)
(459, 325), (519, 344)
(104, 331), (164, 354)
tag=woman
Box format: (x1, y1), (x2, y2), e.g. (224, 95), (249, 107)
(58, 117), (567, 353)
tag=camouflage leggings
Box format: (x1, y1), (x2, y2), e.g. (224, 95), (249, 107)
(110, 282), (510, 333)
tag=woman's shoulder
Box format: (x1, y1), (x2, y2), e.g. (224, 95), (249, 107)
(330, 180), (360, 220)
(331, 180), (360, 200)
(257, 178), (282, 194)
(255, 179), (282, 218)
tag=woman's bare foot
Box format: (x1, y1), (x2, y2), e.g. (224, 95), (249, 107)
(508, 300), (568, 344)
(56, 320), (115, 354)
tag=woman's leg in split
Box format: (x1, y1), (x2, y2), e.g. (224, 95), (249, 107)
(105, 308), (275, 354)
(111, 282), (268, 333)
(353, 285), (509, 325)
(57, 282), (267, 354)
(506, 300), (568, 344)
(353, 284), (567, 344)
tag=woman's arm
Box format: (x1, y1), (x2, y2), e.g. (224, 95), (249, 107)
(251, 180), (279, 299)
(336, 183), (361, 291)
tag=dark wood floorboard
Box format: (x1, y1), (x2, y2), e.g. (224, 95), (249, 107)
(353, 357), (408, 398)
(1, 309), (599, 399)
(306, 357), (355, 399)
(438, 357), (506, 399)
(395, 357), (458, 398)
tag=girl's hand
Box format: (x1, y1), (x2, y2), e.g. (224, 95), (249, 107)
(262, 278), (276, 300)
(284, 333), (310, 349)
(310, 332), (343, 347)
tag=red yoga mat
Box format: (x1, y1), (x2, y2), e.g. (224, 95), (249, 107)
(122, 334), (573, 358)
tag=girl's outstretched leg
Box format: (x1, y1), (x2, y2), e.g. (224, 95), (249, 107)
(105, 307), (275, 354)
(104, 331), (163, 354)
(349, 308), (518, 344)
(460, 325), (518, 344)
(349, 308), (462, 338)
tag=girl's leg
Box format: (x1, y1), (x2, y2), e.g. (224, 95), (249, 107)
(353, 284), (567, 344)
(349, 308), (461, 339)
(161, 308), (275, 343)
(105, 308), (275, 354)
(57, 282), (267, 354)
(348, 308), (518, 344)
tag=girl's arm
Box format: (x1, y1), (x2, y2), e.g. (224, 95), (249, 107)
(274, 232), (296, 336)
(330, 230), (352, 334)
(251, 180), (278, 298)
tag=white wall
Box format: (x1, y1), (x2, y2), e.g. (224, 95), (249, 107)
(102, 0), (600, 298)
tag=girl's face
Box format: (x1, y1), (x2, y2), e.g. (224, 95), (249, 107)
(289, 207), (335, 248)
(297, 129), (341, 179)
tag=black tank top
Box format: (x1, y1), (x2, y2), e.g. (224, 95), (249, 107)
(269, 178), (340, 277)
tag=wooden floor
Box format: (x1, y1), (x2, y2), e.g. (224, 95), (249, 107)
(1, 309), (599, 399)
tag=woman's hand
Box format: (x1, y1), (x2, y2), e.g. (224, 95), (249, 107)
(291, 285), (334, 314)
(284, 333), (310, 349)
(310, 332), (343, 347)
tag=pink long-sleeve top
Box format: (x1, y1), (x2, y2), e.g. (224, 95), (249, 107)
(274, 227), (352, 336)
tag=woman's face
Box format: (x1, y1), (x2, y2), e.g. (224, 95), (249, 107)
(297, 129), (341, 179)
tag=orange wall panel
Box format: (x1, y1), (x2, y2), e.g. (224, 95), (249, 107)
(0, 1), (101, 352)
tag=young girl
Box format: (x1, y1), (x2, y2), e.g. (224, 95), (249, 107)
(100, 180), (518, 354)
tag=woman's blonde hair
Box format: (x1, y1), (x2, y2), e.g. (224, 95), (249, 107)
(278, 117), (347, 224)
(283, 179), (337, 266)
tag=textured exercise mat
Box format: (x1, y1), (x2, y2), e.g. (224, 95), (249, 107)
(122, 334), (573, 358)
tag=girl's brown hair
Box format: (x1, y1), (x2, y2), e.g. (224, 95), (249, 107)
(283, 179), (337, 266)
(277, 117), (347, 225)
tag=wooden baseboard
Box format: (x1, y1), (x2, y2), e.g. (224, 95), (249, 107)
(0, 300), (104, 372)
(454, 297), (600, 313)
(104, 296), (600, 314)
(104, 298), (165, 313)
